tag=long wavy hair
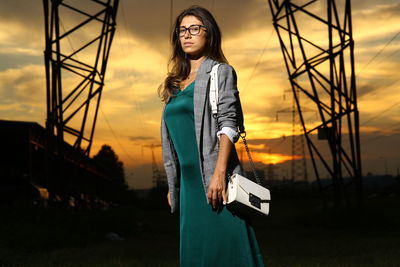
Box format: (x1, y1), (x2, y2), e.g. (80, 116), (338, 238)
(158, 5), (228, 103)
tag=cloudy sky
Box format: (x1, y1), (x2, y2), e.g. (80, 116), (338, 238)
(0, 0), (399, 189)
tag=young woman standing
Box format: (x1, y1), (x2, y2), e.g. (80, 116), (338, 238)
(159, 5), (265, 266)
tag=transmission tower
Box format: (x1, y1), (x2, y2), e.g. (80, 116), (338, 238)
(277, 88), (310, 183)
(43, 0), (119, 156)
(269, 0), (363, 206)
(143, 144), (166, 188)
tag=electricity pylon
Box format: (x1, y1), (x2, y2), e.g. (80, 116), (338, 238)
(43, 0), (119, 156)
(269, 0), (363, 206)
(143, 144), (166, 188)
(277, 88), (311, 183)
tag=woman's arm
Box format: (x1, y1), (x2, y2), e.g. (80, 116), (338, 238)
(207, 134), (232, 209)
(207, 63), (243, 210)
(161, 114), (180, 213)
(215, 64), (244, 140)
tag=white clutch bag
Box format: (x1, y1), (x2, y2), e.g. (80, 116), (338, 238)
(210, 64), (271, 217)
(227, 173), (271, 216)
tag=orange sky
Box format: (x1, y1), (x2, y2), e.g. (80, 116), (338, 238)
(0, 0), (399, 189)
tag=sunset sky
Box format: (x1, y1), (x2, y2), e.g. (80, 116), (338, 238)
(0, 0), (399, 189)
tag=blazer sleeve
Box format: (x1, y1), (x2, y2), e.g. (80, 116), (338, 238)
(160, 108), (180, 213)
(215, 64), (244, 144)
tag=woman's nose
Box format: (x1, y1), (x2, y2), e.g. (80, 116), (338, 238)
(184, 30), (192, 38)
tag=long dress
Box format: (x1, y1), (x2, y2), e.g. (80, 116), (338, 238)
(164, 81), (265, 267)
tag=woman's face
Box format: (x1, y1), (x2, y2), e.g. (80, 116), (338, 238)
(179, 15), (207, 59)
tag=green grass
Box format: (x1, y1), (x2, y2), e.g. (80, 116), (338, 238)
(254, 196), (400, 267)
(0, 196), (399, 266)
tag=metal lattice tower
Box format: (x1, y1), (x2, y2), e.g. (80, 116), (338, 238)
(291, 88), (308, 182)
(269, 0), (363, 206)
(143, 144), (166, 188)
(43, 0), (119, 156)
(277, 88), (310, 183)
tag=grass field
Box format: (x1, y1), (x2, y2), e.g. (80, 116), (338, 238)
(1, 195), (399, 266)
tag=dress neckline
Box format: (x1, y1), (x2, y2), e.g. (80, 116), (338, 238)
(179, 80), (195, 93)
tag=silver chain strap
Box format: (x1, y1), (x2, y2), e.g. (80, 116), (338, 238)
(239, 131), (262, 185)
(213, 115), (262, 186)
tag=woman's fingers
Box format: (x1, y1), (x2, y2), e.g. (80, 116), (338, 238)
(212, 190), (218, 209)
(207, 188), (212, 204)
(207, 187), (221, 209)
(212, 188), (225, 209)
(222, 189), (227, 205)
(207, 176), (226, 210)
(167, 191), (172, 207)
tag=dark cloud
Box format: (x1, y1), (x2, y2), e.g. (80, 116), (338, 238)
(0, 0), (123, 51)
(357, 76), (400, 98)
(238, 53), (284, 76)
(360, 133), (400, 178)
(357, 83), (378, 98)
(0, 52), (43, 71)
(378, 3), (400, 18)
(4, 0), (398, 61)
(353, 2), (400, 18)
(243, 93), (286, 119)
(118, 0), (271, 54)
(0, 65), (45, 103)
(0, 0), (42, 26)
(0, 0), (269, 37)
(0, 0), (43, 46)
(128, 135), (154, 142)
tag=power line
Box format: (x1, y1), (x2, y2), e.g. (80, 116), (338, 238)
(118, 0), (147, 133)
(210, 0), (216, 12)
(370, 46), (400, 67)
(356, 31), (400, 99)
(359, 76), (400, 99)
(170, 0), (174, 34)
(359, 31), (400, 72)
(242, 28), (275, 93)
(363, 123), (400, 145)
(60, 19), (76, 56)
(361, 100), (400, 126)
(268, 136), (287, 151)
(99, 106), (137, 163)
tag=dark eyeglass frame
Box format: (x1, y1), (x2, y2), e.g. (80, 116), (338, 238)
(176, 24), (207, 37)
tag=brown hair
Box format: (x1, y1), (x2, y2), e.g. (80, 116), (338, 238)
(158, 5), (228, 102)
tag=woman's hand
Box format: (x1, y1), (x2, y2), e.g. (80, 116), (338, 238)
(167, 191), (172, 207)
(207, 170), (228, 210)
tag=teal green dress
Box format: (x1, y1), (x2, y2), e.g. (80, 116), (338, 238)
(164, 81), (264, 267)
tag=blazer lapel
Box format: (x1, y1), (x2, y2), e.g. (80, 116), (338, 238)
(193, 57), (215, 157)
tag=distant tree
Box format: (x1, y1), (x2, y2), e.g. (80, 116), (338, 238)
(92, 144), (127, 189)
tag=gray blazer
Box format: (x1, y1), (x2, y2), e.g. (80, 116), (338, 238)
(160, 57), (245, 213)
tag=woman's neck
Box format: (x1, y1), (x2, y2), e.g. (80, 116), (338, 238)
(189, 55), (206, 73)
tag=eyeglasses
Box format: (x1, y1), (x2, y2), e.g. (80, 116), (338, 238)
(176, 24), (207, 37)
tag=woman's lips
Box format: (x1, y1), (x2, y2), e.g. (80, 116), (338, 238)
(184, 42), (193, 46)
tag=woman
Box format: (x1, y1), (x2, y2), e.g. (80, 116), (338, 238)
(159, 5), (265, 266)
